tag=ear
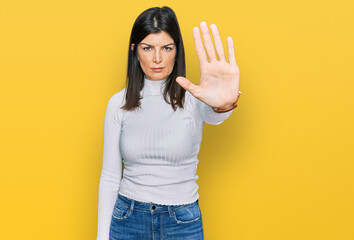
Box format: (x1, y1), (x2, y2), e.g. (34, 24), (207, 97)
(131, 43), (140, 61)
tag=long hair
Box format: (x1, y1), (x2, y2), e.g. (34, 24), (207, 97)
(121, 6), (186, 111)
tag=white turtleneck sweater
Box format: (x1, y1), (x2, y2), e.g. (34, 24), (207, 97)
(97, 76), (234, 240)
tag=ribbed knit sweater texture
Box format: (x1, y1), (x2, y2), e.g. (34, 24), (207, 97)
(97, 75), (234, 239)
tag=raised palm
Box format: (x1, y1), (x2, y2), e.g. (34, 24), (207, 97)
(176, 21), (240, 109)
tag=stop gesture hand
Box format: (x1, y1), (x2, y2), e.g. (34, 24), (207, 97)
(176, 21), (240, 109)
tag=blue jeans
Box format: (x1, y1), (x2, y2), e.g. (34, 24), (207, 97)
(109, 193), (204, 240)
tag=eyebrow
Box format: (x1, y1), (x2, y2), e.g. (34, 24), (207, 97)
(140, 43), (175, 47)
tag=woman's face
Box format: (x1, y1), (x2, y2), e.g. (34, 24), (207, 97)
(131, 31), (176, 81)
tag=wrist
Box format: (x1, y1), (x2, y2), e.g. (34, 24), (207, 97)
(212, 90), (241, 113)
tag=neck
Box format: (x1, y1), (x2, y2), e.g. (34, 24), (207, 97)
(142, 75), (167, 95)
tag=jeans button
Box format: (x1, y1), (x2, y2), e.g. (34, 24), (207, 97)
(151, 205), (156, 210)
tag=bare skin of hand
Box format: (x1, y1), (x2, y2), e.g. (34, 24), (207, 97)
(176, 21), (240, 109)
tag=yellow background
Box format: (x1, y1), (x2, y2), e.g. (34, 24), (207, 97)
(1, 0), (353, 239)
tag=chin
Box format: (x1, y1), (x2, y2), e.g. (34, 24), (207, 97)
(150, 73), (168, 80)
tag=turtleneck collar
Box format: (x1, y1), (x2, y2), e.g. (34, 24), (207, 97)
(142, 75), (167, 95)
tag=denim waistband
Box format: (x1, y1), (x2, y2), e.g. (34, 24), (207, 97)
(117, 193), (199, 214)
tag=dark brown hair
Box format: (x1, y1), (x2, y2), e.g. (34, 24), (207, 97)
(121, 6), (186, 111)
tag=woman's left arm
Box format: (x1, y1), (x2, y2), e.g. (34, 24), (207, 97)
(192, 92), (235, 125)
(177, 21), (241, 111)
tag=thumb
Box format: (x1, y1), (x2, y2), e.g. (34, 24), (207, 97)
(176, 76), (198, 96)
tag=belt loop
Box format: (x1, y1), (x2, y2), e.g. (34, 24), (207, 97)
(168, 206), (173, 218)
(128, 199), (135, 216)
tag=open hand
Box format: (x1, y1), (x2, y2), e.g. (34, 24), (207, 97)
(176, 21), (240, 109)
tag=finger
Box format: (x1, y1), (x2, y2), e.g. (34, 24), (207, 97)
(210, 24), (226, 61)
(176, 76), (199, 96)
(192, 27), (208, 66)
(200, 21), (217, 62)
(227, 36), (237, 65)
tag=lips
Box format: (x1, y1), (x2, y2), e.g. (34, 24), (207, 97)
(152, 67), (164, 72)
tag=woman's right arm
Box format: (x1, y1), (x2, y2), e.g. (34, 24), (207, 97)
(97, 92), (123, 240)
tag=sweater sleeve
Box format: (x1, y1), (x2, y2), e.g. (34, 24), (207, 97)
(188, 91), (234, 125)
(97, 92), (123, 240)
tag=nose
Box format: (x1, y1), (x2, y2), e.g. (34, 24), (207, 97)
(153, 50), (162, 63)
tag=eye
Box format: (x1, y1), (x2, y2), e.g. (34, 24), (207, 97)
(164, 46), (173, 51)
(143, 46), (151, 51)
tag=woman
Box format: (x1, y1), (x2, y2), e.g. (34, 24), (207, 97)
(97, 6), (241, 240)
